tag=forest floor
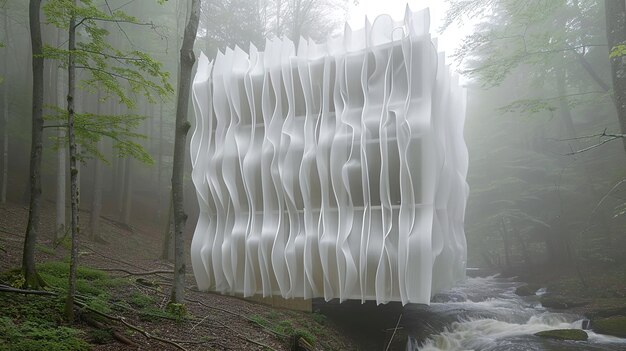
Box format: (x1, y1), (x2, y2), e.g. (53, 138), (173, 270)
(0, 202), (358, 351)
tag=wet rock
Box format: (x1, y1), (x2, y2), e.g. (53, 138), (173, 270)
(534, 329), (588, 341)
(431, 291), (467, 303)
(540, 296), (588, 309)
(515, 284), (539, 296)
(591, 316), (626, 338)
(581, 319), (591, 330)
(585, 306), (626, 319)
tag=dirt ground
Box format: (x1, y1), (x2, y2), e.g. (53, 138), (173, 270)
(0, 202), (358, 350)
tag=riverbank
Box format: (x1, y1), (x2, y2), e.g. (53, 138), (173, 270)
(510, 259), (626, 340)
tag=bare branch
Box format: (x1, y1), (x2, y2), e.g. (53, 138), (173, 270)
(566, 136), (621, 155)
(592, 179), (626, 215)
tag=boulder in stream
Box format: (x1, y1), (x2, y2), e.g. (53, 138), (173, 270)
(534, 329), (588, 341)
(540, 296), (588, 309)
(515, 284), (540, 296)
(591, 316), (626, 338)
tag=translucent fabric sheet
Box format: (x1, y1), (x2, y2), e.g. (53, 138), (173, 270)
(190, 6), (468, 305)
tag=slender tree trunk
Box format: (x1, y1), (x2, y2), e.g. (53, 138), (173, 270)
(89, 141), (102, 241)
(170, 0), (200, 305)
(121, 157), (132, 225)
(161, 191), (173, 260)
(89, 96), (103, 241)
(116, 155), (126, 216)
(605, 0), (626, 154)
(157, 104), (164, 219)
(65, 6), (80, 321)
(22, 0), (45, 289)
(512, 221), (531, 268)
(55, 28), (66, 239)
(1, 8), (8, 204)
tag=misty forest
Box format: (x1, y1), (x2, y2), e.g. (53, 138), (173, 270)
(0, 0), (626, 350)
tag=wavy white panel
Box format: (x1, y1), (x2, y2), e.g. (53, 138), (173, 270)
(190, 6), (468, 305)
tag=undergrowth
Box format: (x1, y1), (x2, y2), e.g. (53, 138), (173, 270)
(250, 312), (316, 345)
(0, 294), (89, 351)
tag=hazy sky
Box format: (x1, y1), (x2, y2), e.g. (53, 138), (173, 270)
(347, 0), (463, 57)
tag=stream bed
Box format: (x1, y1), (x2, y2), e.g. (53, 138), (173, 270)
(316, 274), (626, 351)
(405, 275), (626, 350)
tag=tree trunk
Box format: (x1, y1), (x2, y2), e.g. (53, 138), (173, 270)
(65, 5), (80, 321)
(161, 191), (173, 260)
(605, 0), (626, 154)
(121, 156), (132, 225)
(157, 103), (164, 219)
(55, 28), (66, 240)
(557, 68), (612, 242)
(170, 0), (200, 305)
(89, 140), (103, 241)
(22, 0), (45, 289)
(1, 7), (8, 204)
(511, 221), (531, 268)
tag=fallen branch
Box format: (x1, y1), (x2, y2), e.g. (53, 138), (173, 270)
(82, 244), (172, 281)
(82, 312), (139, 347)
(214, 319), (279, 351)
(0, 284), (57, 296)
(185, 296), (288, 337)
(385, 313), (403, 351)
(95, 268), (173, 277)
(75, 300), (189, 351)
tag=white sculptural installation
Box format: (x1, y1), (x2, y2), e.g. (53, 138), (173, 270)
(190, 6), (468, 305)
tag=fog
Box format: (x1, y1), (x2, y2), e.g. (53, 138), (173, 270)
(1, 0), (626, 350)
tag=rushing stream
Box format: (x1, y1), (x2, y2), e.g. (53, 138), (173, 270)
(404, 275), (626, 351)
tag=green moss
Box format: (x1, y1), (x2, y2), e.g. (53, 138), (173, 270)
(166, 302), (187, 320)
(139, 306), (182, 322)
(534, 329), (588, 341)
(37, 261), (124, 296)
(592, 316), (626, 338)
(0, 317), (90, 351)
(129, 292), (155, 308)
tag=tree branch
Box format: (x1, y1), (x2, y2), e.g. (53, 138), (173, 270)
(0, 284), (58, 296)
(75, 48), (146, 62)
(74, 65), (146, 86)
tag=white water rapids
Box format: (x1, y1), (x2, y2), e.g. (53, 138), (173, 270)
(405, 275), (626, 351)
